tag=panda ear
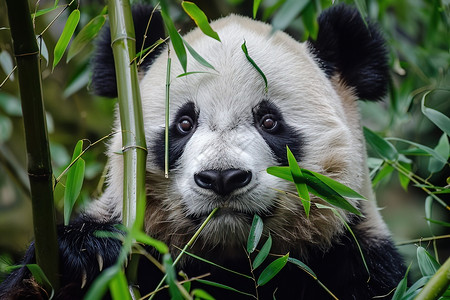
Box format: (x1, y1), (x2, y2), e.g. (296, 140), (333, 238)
(91, 4), (165, 98)
(309, 4), (389, 101)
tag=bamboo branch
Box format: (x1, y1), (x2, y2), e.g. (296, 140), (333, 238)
(5, 0), (60, 291)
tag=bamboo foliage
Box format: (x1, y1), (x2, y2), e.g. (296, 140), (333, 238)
(5, 0), (60, 292)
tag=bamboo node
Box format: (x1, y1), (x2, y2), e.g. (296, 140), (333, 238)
(121, 145), (148, 153)
(111, 35), (136, 46)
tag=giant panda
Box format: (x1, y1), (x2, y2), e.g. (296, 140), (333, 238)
(1, 4), (405, 299)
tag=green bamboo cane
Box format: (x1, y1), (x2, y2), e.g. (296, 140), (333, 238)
(107, 0), (148, 296)
(415, 257), (450, 300)
(5, 0), (60, 291)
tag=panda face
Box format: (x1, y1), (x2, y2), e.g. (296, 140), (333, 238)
(131, 15), (362, 254)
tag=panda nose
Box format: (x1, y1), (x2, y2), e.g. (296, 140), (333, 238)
(194, 169), (252, 196)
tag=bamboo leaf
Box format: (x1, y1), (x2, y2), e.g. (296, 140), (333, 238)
(67, 14), (106, 62)
(392, 265), (410, 300)
(267, 166), (361, 216)
(32, 6), (61, 18)
(26, 264), (54, 299)
(302, 169), (366, 200)
(241, 41), (268, 93)
(191, 289), (215, 300)
(85, 265), (119, 300)
(271, 0), (309, 32)
(372, 163), (394, 186)
(425, 196), (433, 231)
(257, 253), (289, 286)
(421, 91), (450, 136)
(53, 9), (80, 70)
(64, 140), (85, 225)
(398, 161), (411, 191)
(253, 0), (263, 18)
(428, 133), (449, 173)
(163, 254), (183, 300)
(132, 229), (169, 254)
(287, 146), (310, 217)
(247, 214), (264, 253)
(160, 6), (187, 72)
(0, 115), (12, 142)
(387, 137), (447, 164)
(109, 270), (132, 300)
(0, 93), (21, 116)
(181, 1), (220, 42)
(301, 2), (318, 40)
(37, 35), (49, 66)
(363, 127), (398, 162)
(182, 38), (215, 70)
(0, 50), (14, 80)
(353, 0), (368, 19)
(287, 257), (317, 278)
(253, 234), (272, 269)
(417, 246), (440, 277)
(196, 279), (254, 297)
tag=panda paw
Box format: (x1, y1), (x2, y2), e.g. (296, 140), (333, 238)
(0, 218), (123, 299)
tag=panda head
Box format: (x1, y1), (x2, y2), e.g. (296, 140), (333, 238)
(90, 4), (389, 258)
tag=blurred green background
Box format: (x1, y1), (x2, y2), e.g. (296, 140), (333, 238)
(0, 0), (449, 282)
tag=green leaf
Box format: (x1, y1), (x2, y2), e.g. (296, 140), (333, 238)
(181, 2), (220, 42)
(53, 9), (80, 70)
(247, 214), (264, 253)
(387, 137), (447, 165)
(85, 265), (119, 300)
(303, 169), (366, 200)
(64, 140), (85, 225)
(0, 114), (12, 143)
(398, 161), (411, 191)
(363, 127), (398, 162)
(287, 257), (317, 278)
(160, 6), (187, 73)
(253, 234), (272, 269)
(271, 0), (309, 32)
(132, 229), (169, 254)
(63, 67), (90, 98)
(191, 289), (215, 300)
(425, 218), (450, 227)
(241, 41), (268, 93)
(391, 266), (410, 300)
(287, 146), (310, 217)
(196, 279), (254, 297)
(417, 246), (440, 277)
(163, 253), (183, 300)
(372, 163), (394, 186)
(253, 0), (263, 18)
(266, 166), (361, 216)
(32, 6), (61, 18)
(425, 196), (433, 231)
(26, 264), (54, 299)
(0, 50), (14, 80)
(428, 134), (449, 173)
(110, 271), (132, 300)
(67, 14), (106, 62)
(422, 91), (450, 136)
(353, 0), (368, 19)
(37, 35), (49, 66)
(257, 253), (289, 286)
(301, 2), (318, 40)
(182, 38), (215, 70)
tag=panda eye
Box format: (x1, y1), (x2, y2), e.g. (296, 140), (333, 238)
(177, 116), (194, 134)
(260, 114), (278, 132)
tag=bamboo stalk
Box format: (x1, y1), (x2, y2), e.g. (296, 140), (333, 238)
(107, 0), (148, 297)
(5, 0), (60, 291)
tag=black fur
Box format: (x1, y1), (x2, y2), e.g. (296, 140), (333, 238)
(0, 220), (122, 299)
(253, 100), (303, 165)
(91, 4), (165, 98)
(153, 101), (199, 170)
(309, 4), (389, 101)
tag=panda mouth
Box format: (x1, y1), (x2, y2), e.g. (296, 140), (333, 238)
(187, 205), (275, 225)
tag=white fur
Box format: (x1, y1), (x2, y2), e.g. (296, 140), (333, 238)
(87, 14), (391, 257)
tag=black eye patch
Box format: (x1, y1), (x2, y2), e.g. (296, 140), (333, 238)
(152, 102), (198, 170)
(253, 100), (303, 165)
